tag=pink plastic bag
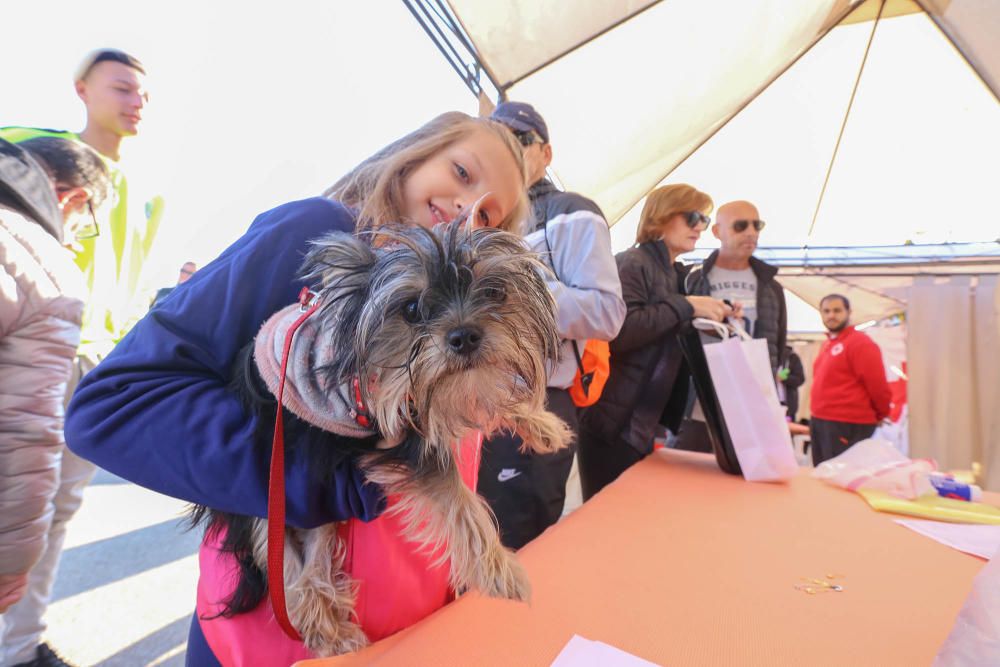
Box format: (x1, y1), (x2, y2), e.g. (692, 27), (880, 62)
(697, 320), (798, 482)
(812, 438), (937, 499)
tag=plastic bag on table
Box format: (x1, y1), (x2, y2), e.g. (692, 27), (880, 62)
(811, 438), (937, 499)
(813, 439), (1000, 524)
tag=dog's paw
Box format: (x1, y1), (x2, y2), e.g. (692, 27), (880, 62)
(477, 548), (531, 602)
(516, 409), (574, 455)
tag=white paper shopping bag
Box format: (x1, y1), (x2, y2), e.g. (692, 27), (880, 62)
(697, 320), (798, 482)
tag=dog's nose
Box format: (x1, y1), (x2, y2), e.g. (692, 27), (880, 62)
(446, 326), (483, 355)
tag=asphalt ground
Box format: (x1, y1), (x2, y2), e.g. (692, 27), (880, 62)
(39, 468), (200, 666)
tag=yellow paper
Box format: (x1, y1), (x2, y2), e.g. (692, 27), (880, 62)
(858, 489), (1000, 525)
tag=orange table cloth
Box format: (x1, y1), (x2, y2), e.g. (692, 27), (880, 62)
(298, 450), (989, 666)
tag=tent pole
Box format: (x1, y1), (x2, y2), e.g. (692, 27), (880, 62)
(400, 0), (505, 101)
(427, 0), (507, 98)
(806, 0), (887, 243)
(401, 0), (482, 97)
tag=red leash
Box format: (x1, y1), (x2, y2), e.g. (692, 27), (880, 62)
(267, 287), (319, 641)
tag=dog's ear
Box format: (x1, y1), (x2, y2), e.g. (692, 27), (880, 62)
(301, 232), (377, 384)
(301, 231), (377, 301)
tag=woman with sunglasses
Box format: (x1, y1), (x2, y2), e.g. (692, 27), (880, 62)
(576, 183), (733, 500)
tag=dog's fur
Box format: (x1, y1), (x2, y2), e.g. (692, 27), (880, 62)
(191, 220), (572, 656)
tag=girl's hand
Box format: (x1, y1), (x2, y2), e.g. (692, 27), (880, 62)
(686, 296), (732, 322)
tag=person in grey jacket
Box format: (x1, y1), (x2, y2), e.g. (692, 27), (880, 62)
(478, 102), (626, 548)
(577, 184), (732, 500)
(0, 138), (109, 666)
(676, 200), (788, 452)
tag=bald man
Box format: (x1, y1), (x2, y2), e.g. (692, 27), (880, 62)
(677, 201), (788, 452)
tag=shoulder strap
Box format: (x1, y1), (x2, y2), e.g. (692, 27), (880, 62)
(542, 218), (587, 379)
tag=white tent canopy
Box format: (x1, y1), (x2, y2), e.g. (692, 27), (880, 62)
(408, 0), (1000, 249)
(409, 0), (1000, 486)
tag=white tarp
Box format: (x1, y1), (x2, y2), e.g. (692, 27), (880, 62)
(450, 0), (859, 226)
(435, 0), (1000, 483)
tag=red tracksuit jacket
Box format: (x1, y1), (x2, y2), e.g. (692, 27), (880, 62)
(810, 326), (892, 424)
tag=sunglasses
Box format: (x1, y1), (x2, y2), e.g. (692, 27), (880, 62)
(732, 219), (766, 233)
(513, 130), (542, 148)
(683, 211), (711, 230)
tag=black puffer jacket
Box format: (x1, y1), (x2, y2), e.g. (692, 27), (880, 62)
(581, 240), (694, 454)
(684, 250), (787, 371)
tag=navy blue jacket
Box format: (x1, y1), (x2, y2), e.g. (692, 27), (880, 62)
(64, 198), (385, 528)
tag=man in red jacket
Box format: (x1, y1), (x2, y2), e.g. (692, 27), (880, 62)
(809, 294), (892, 465)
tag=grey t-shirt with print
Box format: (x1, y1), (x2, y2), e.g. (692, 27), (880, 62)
(708, 265), (757, 335)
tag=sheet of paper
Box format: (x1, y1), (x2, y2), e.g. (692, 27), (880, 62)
(551, 634), (661, 667)
(895, 519), (1000, 559)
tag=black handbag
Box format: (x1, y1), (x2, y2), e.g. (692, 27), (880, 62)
(678, 328), (742, 476)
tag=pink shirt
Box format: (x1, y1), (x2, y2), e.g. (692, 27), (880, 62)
(196, 433), (482, 666)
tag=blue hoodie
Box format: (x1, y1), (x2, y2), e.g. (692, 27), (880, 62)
(64, 198), (385, 528)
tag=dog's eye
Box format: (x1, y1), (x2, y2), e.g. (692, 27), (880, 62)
(483, 286), (506, 302)
(401, 300), (422, 323)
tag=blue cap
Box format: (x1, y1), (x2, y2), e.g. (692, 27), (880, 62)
(491, 101), (549, 144)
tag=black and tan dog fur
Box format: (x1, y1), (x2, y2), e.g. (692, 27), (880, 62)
(192, 220), (571, 656)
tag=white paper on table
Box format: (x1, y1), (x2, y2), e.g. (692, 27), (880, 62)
(895, 519), (1000, 559)
(551, 635), (661, 667)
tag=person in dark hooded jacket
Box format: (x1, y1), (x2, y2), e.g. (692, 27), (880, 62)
(0, 137), (109, 667)
(577, 184), (732, 500)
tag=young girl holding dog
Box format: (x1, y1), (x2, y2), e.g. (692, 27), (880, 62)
(64, 111), (529, 666)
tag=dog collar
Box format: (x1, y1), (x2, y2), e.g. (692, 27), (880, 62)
(254, 299), (377, 440)
(298, 286), (318, 311)
(351, 375), (372, 429)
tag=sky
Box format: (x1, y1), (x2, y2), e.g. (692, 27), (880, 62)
(1, 0), (478, 289)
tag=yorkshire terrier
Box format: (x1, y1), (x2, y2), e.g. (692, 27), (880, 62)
(191, 217), (572, 656)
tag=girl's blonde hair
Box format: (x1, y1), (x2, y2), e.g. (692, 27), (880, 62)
(325, 111), (530, 234)
(635, 184), (713, 244)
